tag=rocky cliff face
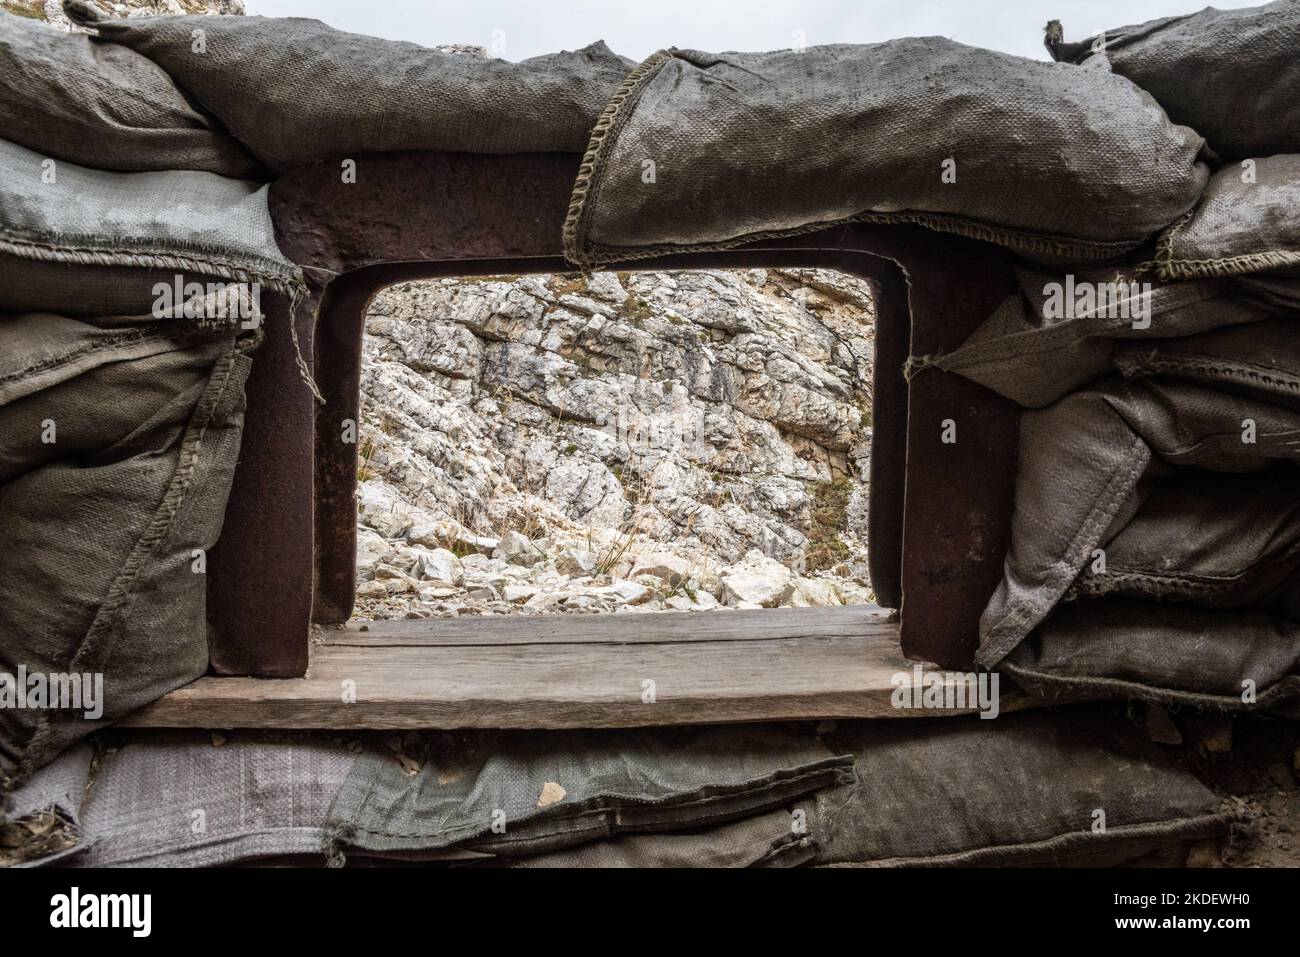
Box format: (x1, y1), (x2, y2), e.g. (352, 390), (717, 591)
(0, 0), (244, 26)
(354, 268), (878, 620)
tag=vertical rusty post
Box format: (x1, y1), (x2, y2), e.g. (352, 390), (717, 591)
(311, 274), (373, 625)
(896, 238), (1019, 670)
(206, 292), (314, 677)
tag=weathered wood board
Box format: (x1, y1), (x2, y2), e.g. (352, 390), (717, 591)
(120, 607), (1026, 729)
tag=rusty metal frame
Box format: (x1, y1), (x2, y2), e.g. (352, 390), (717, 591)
(206, 151), (1018, 679)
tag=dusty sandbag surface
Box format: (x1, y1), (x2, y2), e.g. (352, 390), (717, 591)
(6, 712), (1250, 868)
(0, 8), (259, 177)
(0, 319), (252, 793)
(62, 0), (632, 173)
(563, 41), (1208, 267)
(507, 808), (817, 868)
(932, 267), (1288, 408)
(814, 707), (1231, 866)
(1067, 469), (1300, 614)
(977, 375), (1300, 670)
(45, 734), (353, 867)
(1152, 154), (1300, 280)
(0, 136), (303, 316)
(1006, 600), (1300, 708)
(325, 725), (853, 860)
(1048, 1), (1300, 160)
(1113, 316), (1300, 410)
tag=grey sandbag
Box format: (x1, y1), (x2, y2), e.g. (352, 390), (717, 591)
(1068, 468), (1300, 615)
(1004, 599), (1300, 709)
(0, 136), (303, 316)
(1152, 154), (1300, 280)
(931, 267), (1283, 407)
(513, 808), (815, 868)
(814, 707), (1232, 866)
(325, 725), (853, 860)
(1048, 1), (1300, 160)
(11, 713), (1231, 868)
(1112, 316), (1300, 410)
(63, 0), (633, 174)
(0, 317), (252, 793)
(0, 9), (259, 178)
(22, 733), (357, 867)
(563, 41), (1209, 267)
(977, 376), (1300, 669)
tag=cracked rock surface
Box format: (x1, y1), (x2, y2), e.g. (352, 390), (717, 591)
(352, 268), (879, 621)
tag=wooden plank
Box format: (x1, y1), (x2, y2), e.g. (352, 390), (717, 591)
(323, 605), (894, 647)
(121, 607), (1028, 730)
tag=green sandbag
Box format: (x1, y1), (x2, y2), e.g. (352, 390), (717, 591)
(932, 268), (1283, 408)
(978, 376), (1300, 670)
(1007, 599), (1300, 709)
(814, 707), (1230, 866)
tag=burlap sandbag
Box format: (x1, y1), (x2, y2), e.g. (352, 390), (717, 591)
(1068, 468), (1300, 615)
(511, 808), (815, 868)
(325, 725), (853, 861)
(930, 268), (1283, 407)
(0, 316), (252, 793)
(815, 708), (1230, 866)
(978, 376), (1300, 669)
(62, 0), (633, 174)
(0, 136), (303, 317)
(12, 712), (1232, 868)
(0, 9), (259, 177)
(1005, 599), (1300, 709)
(563, 41), (1209, 267)
(1112, 315), (1300, 410)
(1151, 154), (1300, 280)
(1048, 1), (1300, 160)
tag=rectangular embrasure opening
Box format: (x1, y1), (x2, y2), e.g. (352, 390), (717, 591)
(353, 267), (879, 624)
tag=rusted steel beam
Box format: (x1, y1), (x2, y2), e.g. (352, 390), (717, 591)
(242, 150), (1016, 678)
(205, 292), (314, 677)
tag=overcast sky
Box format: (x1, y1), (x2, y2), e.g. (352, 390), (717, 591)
(244, 0), (1261, 62)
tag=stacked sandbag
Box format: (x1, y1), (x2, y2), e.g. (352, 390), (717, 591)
(1047, 6), (1300, 283)
(0, 309), (255, 793)
(4, 712), (1232, 867)
(61, 0), (634, 173)
(0, 74), (303, 789)
(324, 725), (852, 863)
(929, 266), (1288, 407)
(956, 306), (1300, 706)
(561, 40), (1209, 267)
(0, 137), (303, 316)
(1152, 154), (1300, 280)
(0, 7), (259, 177)
(1047, 1), (1300, 160)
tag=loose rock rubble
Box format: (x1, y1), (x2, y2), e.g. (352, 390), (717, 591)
(352, 268), (879, 621)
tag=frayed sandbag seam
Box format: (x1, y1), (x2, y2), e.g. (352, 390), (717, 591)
(1000, 660), (1300, 712)
(563, 49), (674, 268)
(822, 810), (1237, 868)
(1115, 351), (1300, 396)
(572, 207), (1141, 271)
